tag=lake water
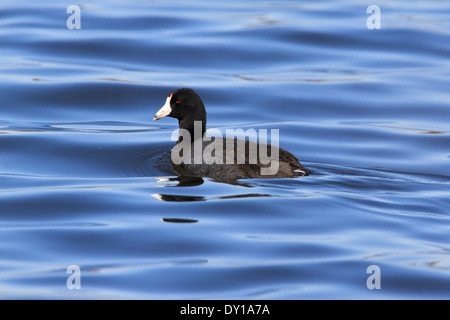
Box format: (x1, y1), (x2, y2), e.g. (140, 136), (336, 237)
(0, 0), (449, 299)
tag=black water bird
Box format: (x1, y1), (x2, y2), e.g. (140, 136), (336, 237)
(153, 88), (310, 181)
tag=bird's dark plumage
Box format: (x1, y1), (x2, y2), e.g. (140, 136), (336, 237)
(153, 88), (310, 181)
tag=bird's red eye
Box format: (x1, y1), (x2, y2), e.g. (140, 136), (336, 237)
(176, 100), (181, 104)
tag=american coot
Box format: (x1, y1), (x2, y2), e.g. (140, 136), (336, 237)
(153, 88), (310, 181)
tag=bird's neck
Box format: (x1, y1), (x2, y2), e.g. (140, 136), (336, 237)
(178, 118), (206, 144)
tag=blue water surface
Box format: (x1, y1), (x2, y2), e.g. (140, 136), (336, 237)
(0, 0), (449, 299)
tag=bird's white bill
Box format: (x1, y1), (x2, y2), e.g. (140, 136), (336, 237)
(153, 95), (172, 121)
